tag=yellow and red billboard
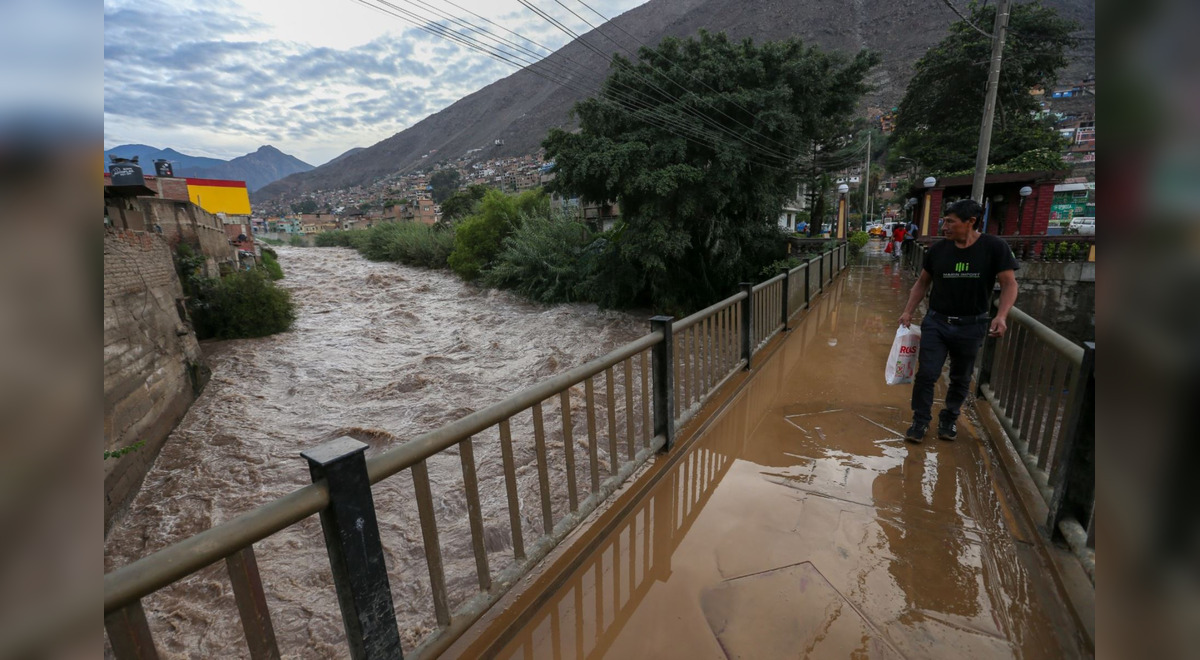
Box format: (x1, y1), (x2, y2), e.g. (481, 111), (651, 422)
(186, 178), (251, 215)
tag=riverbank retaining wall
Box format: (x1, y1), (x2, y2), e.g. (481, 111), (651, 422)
(103, 228), (205, 531)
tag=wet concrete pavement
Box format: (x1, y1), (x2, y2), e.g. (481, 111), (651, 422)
(484, 243), (1088, 659)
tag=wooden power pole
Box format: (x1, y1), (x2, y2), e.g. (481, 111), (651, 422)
(971, 0), (1012, 203)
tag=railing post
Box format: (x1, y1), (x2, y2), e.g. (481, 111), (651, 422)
(302, 437), (404, 660)
(105, 599), (159, 660)
(1047, 342), (1096, 534)
(976, 286), (1002, 395)
(739, 283), (753, 370)
(650, 316), (676, 452)
(818, 256), (825, 293)
(803, 262), (811, 309)
(779, 268), (790, 331)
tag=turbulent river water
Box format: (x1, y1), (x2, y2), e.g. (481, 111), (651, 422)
(104, 246), (648, 658)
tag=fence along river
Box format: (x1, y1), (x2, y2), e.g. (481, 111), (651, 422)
(103, 245), (647, 656)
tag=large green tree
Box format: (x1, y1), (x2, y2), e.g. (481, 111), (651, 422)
(891, 2), (1077, 174)
(544, 31), (877, 312)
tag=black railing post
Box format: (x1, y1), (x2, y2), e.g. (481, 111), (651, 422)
(739, 283), (753, 370)
(976, 286), (1002, 395)
(302, 437), (403, 660)
(818, 255), (825, 293)
(650, 316), (676, 452)
(1046, 342), (1096, 534)
(803, 262), (811, 309)
(779, 268), (790, 331)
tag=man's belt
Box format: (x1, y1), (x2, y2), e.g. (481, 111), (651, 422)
(927, 310), (991, 325)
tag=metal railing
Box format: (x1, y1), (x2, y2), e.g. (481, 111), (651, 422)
(909, 234), (1096, 267)
(103, 243), (849, 660)
(999, 235), (1095, 262)
(976, 306), (1096, 582)
(497, 393), (742, 659)
(749, 274), (785, 353)
(672, 294), (746, 429)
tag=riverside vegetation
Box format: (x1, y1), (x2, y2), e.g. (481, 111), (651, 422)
(175, 244), (296, 339)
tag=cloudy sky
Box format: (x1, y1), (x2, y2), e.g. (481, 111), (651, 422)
(104, 0), (646, 165)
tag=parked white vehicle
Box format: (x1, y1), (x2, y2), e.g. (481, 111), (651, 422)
(1068, 216), (1095, 235)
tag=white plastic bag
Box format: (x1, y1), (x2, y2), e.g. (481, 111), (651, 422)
(885, 325), (922, 385)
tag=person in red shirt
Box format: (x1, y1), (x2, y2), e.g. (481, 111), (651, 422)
(890, 224), (906, 259)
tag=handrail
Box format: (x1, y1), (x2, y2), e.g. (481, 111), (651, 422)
(105, 483), (330, 614)
(104, 330), (663, 615)
(368, 330), (663, 483)
(672, 290), (746, 333)
(975, 299), (1095, 584)
(751, 272), (785, 293)
(1005, 306), (1084, 366)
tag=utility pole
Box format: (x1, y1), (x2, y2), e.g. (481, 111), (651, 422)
(862, 131), (871, 230)
(971, 0), (1012, 203)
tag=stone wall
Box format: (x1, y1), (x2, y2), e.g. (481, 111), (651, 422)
(104, 228), (205, 530)
(106, 197), (238, 277)
(140, 198), (236, 276)
(1017, 261), (1096, 343)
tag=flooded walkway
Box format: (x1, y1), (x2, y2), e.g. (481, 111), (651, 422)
(471, 243), (1089, 659)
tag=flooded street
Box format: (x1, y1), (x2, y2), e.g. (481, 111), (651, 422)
(486, 243), (1090, 659)
(104, 246), (647, 657)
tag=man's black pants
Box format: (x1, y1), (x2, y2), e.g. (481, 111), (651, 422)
(911, 314), (988, 426)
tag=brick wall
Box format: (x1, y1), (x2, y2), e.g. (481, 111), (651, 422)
(1017, 182), (1055, 234)
(157, 177), (190, 202)
(103, 229), (205, 530)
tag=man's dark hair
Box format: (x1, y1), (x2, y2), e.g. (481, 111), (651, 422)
(945, 199), (983, 227)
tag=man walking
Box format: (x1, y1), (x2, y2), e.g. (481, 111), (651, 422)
(897, 199), (1018, 441)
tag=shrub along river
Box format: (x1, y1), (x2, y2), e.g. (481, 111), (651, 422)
(104, 245), (646, 657)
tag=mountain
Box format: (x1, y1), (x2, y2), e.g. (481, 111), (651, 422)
(189, 146), (314, 192)
(253, 0), (1094, 201)
(104, 144), (314, 191)
(104, 144), (225, 171)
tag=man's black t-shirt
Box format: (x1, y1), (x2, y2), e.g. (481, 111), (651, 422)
(922, 233), (1019, 316)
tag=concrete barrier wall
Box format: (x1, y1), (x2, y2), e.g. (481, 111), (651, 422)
(1017, 261), (1095, 343)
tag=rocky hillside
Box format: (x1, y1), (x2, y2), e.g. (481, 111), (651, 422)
(254, 0), (1094, 201)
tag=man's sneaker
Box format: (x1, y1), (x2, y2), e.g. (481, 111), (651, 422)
(904, 422), (928, 442)
(938, 419), (958, 441)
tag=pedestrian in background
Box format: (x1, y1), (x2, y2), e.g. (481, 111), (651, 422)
(890, 223), (906, 260)
(897, 199), (1018, 442)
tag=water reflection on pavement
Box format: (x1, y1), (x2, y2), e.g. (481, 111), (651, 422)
(492, 243), (1088, 659)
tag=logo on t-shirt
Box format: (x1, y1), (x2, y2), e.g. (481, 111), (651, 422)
(944, 261), (980, 278)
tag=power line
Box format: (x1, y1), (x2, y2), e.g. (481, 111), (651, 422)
(558, 0), (801, 158)
(937, 0), (992, 38)
(517, 0), (802, 165)
(354, 0), (802, 172)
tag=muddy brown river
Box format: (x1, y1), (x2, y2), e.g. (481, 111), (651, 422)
(104, 245), (648, 657)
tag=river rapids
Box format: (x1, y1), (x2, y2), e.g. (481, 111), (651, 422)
(104, 245), (649, 657)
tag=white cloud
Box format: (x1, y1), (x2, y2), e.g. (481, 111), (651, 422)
(104, 0), (647, 165)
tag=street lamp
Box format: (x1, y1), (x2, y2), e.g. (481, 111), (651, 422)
(918, 177), (937, 237)
(836, 183), (849, 238)
(1018, 185), (1033, 236)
